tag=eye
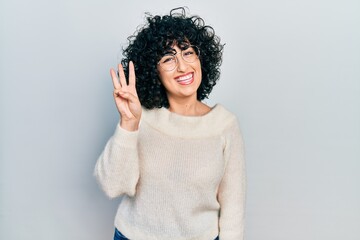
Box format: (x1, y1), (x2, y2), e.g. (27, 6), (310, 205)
(161, 55), (176, 64)
(183, 48), (195, 56)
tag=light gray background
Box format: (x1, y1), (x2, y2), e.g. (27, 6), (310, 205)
(1, 0), (359, 239)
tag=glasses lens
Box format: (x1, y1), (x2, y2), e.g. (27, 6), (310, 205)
(182, 46), (199, 63)
(159, 54), (177, 71)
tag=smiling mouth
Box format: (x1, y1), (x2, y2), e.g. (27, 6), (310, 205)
(175, 73), (194, 85)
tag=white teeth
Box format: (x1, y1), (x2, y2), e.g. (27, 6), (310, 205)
(177, 73), (193, 82)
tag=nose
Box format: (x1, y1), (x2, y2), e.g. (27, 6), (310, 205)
(176, 55), (188, 72)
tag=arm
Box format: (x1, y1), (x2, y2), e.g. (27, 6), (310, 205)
(218, 120), (247, 239)
(94, 62), (142, 198)
(94, 124), (140, 198)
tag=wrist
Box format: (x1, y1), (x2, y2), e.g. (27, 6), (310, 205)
(120, 119), (140, 131)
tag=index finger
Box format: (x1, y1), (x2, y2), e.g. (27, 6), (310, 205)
(128, 61), (136, 87)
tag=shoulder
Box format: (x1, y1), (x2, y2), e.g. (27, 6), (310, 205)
(209, 104), (238, 128)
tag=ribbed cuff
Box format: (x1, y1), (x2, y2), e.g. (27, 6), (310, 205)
(112, 123), (139, 148)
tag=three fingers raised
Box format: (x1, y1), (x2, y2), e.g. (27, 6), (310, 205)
(110, 61), (136, 89)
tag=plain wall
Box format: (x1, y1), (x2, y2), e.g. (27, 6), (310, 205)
(1, 0), (359, 239)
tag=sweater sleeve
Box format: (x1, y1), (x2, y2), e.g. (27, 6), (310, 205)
(94, 124), (140, 199)
(218, 120), (246, 240)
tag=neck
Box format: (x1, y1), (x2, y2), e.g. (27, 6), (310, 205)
(168, 97), (210, 116)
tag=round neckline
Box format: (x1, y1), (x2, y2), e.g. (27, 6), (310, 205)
(160, 104), (219, 119)
(141, 103), (236, 138)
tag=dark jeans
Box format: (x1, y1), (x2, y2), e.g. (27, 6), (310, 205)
(114, 228), (219, 240)
(114, 228), (128, 240)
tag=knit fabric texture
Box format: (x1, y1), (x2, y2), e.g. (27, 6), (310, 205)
(94, 104), (246, 240)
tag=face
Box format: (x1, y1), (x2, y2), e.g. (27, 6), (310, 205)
(157, 44), (202, 102)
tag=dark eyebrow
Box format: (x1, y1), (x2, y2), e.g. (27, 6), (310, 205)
(180, 44), (191, 50)
(162, 48), (177, 55)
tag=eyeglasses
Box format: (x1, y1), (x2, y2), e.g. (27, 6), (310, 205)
(157, 45), (200, 71)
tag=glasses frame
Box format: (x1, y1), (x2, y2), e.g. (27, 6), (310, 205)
(157, 45), (200, 72)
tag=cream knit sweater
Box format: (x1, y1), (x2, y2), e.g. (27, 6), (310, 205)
(94, 104), (246, 240)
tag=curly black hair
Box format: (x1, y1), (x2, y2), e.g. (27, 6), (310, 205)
(121, 7), (224, 109)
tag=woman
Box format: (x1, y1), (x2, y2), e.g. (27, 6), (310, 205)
(94, 7), (246, 240)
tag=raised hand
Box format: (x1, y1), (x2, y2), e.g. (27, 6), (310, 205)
(110, 61), (142, 131)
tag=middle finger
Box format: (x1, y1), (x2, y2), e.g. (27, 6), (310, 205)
(118, 64), (127, 88)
